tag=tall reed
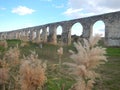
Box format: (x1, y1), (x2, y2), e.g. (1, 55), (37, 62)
(20, 51), (47, 90)
(64, 35), (107, 90)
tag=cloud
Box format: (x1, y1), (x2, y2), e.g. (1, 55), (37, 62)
(63, 8), (83, 16)
(0, 7), (6, 10)
(64, 0), (120, 18)
(53, 4), (64, 8)
(98, 0), (120, 9)
(12, 6), (35, 15)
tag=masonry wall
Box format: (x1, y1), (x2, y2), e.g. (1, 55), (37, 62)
(0, 11), (120, 46)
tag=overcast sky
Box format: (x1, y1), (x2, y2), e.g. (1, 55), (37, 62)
(0, 0), (120, 36)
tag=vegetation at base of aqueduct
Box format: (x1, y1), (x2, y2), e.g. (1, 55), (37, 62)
(0, 38), (120, 90)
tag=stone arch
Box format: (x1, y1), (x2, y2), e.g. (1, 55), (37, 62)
(92, 20), (105, 37)
(70, 22), (83, 42)
(1, 33), (5, 40)
(56, 25), (63, 44)
(27, 30), (30, 40)
(14, 32), (18, 39)
(40, 29), (43, 35)
(40, 29), (43, 41)
(47, 27), (49, 35)
(47, 26), (50, 41)
(21, 30), (26, 40)
(19, 31), (22, 39)
(33, 31), (37, 40)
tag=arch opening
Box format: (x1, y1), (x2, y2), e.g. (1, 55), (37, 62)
(71, 22), (83, 42)
(40, 29), (43, 41)
(46, 27), (50, 42)
(93, 20), (105, 37)
(18, 32), (21, 38)
(56, 25), (62, 44)
(47, 27), (49, 36)
(33, 31), (37, 40)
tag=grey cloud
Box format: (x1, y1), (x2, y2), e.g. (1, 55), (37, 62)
(64, 0), (120, 18)
(98, 0), (120, 9)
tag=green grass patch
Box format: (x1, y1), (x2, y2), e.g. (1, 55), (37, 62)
(0, 46), (5, 52)
(106, 47), (120, 56)
(7, 39), (21, 47)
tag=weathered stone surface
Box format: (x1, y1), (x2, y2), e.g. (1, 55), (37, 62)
(0, 11), (120, 46)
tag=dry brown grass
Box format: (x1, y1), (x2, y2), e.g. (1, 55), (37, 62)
(0, 35), (110, 90)
(0, 68), (9, 85)
(64, 35), (107, 90)
(3, 46), (20, 65)
(20, 41), (29, 47)
(0, 40), (8, 48)
(20, 51), (47, 90)
(0, 42), (47, 90)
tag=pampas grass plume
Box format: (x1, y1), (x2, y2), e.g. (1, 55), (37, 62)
(0, 68), (9, 85)
(20, 52), (47, 90)
(64, 34), (107, 90)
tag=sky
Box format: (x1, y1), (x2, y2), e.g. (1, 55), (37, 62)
(0, 0), (120, 36)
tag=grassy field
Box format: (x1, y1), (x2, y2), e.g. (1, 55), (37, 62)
(94, 48), (120, 90)
(0, 39), (120, 90)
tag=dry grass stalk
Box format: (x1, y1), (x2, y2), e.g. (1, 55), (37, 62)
(0, 46), (20, 90)
(0, 59), (9, 90)
(64, 34), (107, 90)
(20, 41), (29, 47)
(3, 46), (20, 65)
(0, 40), (8, 48)
(57, 47), (63, 56)
(20, 51), (47, 90)
(0, 59), (9, 85)
(20, 36), (29, 42)
(0, 68), (9, 85)
(57, 47), (63, 67)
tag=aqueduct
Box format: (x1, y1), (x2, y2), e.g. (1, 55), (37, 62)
(0, 11), (120, 46)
